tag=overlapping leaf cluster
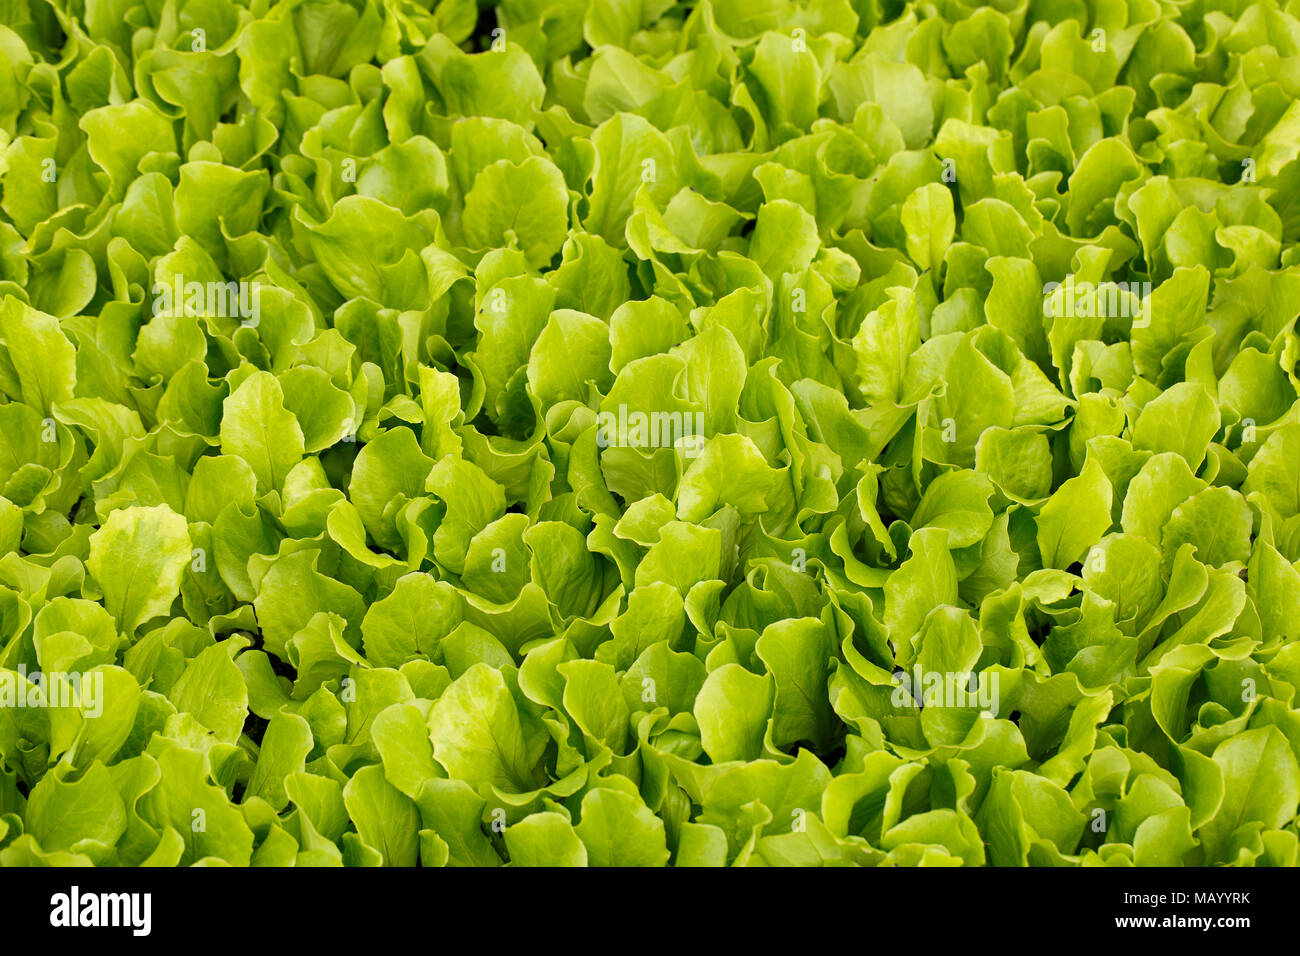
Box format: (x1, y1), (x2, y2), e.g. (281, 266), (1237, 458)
(2, 0), (1300, 867)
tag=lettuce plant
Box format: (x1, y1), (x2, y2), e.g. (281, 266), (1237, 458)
(1, 0), (1300, 868)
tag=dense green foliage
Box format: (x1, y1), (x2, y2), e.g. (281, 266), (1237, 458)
(2, 0), (1300, 866)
